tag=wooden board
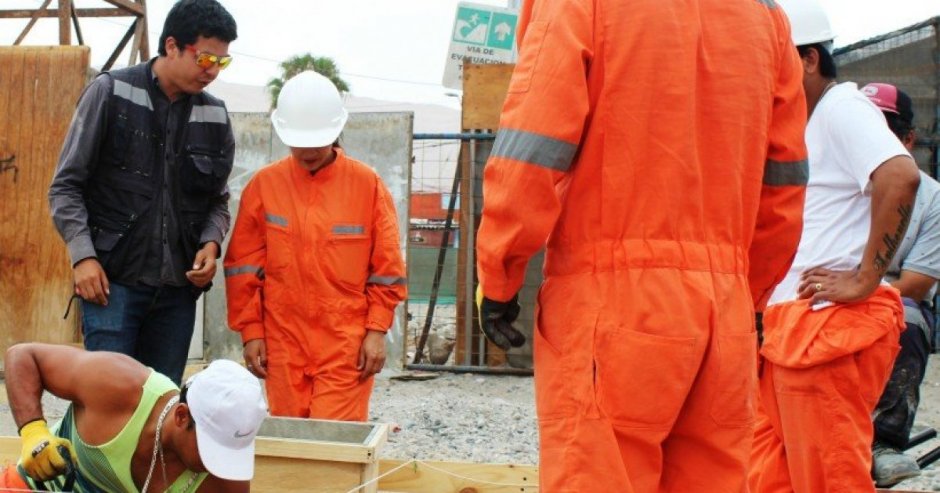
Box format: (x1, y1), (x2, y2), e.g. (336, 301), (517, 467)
(0, 46), (89, 368)
(378, 460), (538, 493)
(462, 64), (515, 131)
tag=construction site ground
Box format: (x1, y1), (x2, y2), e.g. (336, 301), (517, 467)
(3, 355), (940, 490)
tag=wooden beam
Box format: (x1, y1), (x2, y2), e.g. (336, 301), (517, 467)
(58, 0), (71, 45)
(103, 19), (137, 71)
(128, 15), (144, 66)
(0, 8), (136, 18)
(378, 460), (539, 493)
(11, 0), (52, 46)
(100, 0), (145, 16)
(136, 0), (150, 60)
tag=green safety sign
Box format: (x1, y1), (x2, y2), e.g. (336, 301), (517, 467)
(452, 5), (517, 50)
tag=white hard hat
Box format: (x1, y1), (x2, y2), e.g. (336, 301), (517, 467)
(271, 71), (349, 148)
(777, 0), (835, 46)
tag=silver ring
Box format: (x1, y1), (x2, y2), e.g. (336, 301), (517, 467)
(814, 283), (823, 292)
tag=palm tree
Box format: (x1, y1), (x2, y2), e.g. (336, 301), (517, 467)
(267, 54), (350, 109)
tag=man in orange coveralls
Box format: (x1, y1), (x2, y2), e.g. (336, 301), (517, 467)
(224, 71), (406, 420)
(473, 0), (808, 491)
(747, 1), (921, 492)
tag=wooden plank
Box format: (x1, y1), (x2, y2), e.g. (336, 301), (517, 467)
(256, 437), (376, 464)
(0, 47), (89, 369)
(100, 0), (145, 16)
(254, 456), (364, 492)
(135, 0), (150, 60)
(58, 0), (71, 45)
(1, 438), (376, 492)
(12, 0), (52, 45)
(0, 8), (138, 18)
(462, 64), (515, 131)
(378, 460), (539, 493)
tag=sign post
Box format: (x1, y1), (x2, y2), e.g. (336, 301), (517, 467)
(442, 2), (518, 91)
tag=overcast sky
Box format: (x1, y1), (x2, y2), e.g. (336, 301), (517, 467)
(3, 0), (939, 108)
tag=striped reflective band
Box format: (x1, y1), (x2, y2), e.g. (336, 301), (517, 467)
(755, 0), (776, 7)
(367, 275), (407, 286)
(113, 79), (153, 111)
(491, 128), (578, 172)
(224, 265), (264, 278)
(189, 105), (228, 124)
(333, 225), (365, 235)
(764, 159), (808, 186)
(265, 213), (288, 227)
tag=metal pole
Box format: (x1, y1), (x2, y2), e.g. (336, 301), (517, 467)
(412, 160), (461, 364)
(464, 137), (477, 366)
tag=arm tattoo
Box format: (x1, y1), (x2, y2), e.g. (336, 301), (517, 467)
(873, 203), (913, 273)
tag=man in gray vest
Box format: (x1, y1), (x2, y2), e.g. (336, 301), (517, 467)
(48, 0), (238, 385)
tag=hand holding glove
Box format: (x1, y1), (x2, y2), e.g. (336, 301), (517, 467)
(19, 419), (76, 482)
(475, 285), (526, 350)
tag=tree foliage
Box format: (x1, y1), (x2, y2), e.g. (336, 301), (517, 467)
(267, 54), (350, 109)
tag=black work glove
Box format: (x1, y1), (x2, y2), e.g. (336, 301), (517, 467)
(475, 285), (526, 350)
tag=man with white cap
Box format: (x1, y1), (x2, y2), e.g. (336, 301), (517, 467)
(1, 343), (267, 492)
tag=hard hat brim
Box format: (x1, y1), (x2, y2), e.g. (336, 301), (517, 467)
(271, 108), (348, 148)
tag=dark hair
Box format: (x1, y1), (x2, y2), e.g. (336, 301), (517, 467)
(797, 43), (837, 79)
(884, 112), (915, 141)
(179, 383), (196, 430)
(158, 0), (237, 56)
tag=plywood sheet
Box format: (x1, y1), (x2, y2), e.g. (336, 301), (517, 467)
(0, 46), (90, 368)
(462, 63), (515, 131)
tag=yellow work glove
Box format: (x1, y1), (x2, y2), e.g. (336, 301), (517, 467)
(475, 285), (525, 351)
(19, 419), (76, 482)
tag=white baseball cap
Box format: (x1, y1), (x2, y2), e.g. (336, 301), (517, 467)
(185, 359), (268, 481)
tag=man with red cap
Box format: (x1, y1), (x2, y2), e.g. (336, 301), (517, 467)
(1, 343), (267, 492)
(861, 82), (940, 487)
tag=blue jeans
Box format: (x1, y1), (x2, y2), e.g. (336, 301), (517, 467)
(80, 282), (197, 385)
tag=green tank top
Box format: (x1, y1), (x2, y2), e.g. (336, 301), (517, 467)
(19, 371), (209, 492)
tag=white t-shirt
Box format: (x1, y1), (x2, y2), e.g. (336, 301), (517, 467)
(768, 82), (911, 305)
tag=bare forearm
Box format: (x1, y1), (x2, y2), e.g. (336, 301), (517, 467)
(865, 157), (919, 279)
(5, 344), (46, 429)
(890, 270), (937, 302)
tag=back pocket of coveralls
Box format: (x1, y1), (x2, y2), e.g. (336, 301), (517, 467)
(708, 333), (758, 427)
(325, 225), (371, 287)
(595, 327), (698, 426)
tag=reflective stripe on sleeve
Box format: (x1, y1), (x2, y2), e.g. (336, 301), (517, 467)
(224, 265), (264, 278)
(764, 159), (808, 186)
(367, 275), (407, 286)
(265, 213), (288, 227)
(491, 128), (578, 172)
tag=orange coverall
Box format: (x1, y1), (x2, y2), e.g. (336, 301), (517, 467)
(475, 1), (807, 491)
(224, 149), (406, 420)
(749, 287), (905, 493)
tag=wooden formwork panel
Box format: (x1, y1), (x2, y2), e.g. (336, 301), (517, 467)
(0, 46), (90, 368)
(378, 460), (538, 493)
(461, 63), (515, 131)
(1, 416), (388, 492)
